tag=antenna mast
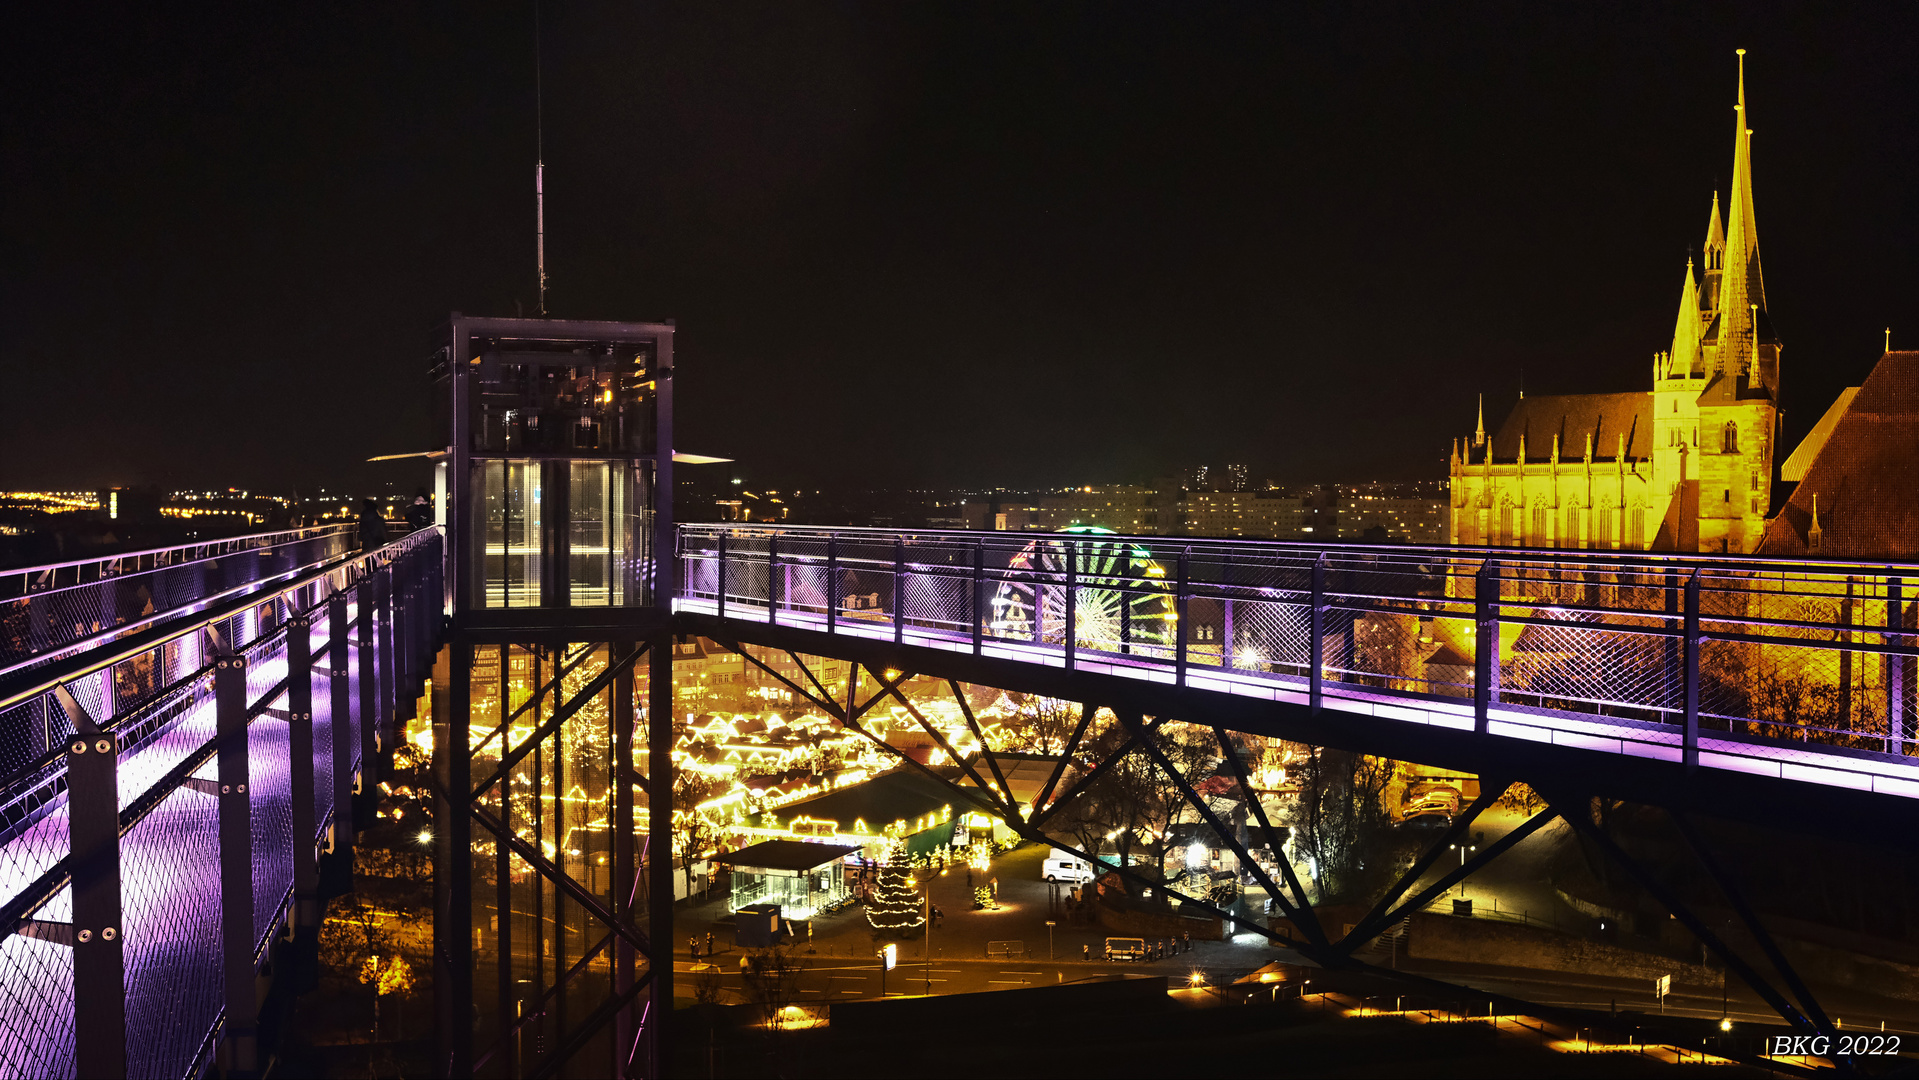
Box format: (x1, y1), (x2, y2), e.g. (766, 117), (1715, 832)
(535, 1), (548, 315)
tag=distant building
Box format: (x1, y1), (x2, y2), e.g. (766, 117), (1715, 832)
(1448, 54), (1778, 554)
(1336, 482), (1448, 544)
(963, 485), (1167, 534)
(1182, 490), (1318, 539)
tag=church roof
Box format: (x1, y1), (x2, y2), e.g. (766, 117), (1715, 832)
(1758, 352), (1919, 561)
(1488, 392), (1651, 461)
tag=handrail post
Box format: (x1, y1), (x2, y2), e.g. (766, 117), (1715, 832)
(1890, 576), (1906, 757)
(1175, 548), (1191, 688)
(216, 652), (258, 1074)
(356, 579), (378, 820)
(972, 540), (985, 655)
(715, 529), (728, 621)
(1684, 569), (1701, 770)
(68, 698), (125, 1080)
(894, 536), (907, 645)
(768, 531), (780, 626)
(1474, 560), (1499, 735)
(327, 592), (353, 868)
(1064, 538), (1077, 671)
(826, 533), (839, 636)
(286, 615), (318, 941)
(1310, 554), (1326, 712)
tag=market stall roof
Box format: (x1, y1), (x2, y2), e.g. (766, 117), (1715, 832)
(716, 840), (862, 873)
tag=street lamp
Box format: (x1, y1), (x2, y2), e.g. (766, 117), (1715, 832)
(1449, 840), (1477, 897)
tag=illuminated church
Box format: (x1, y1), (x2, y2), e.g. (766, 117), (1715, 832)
(1449, 52), (1778, 554)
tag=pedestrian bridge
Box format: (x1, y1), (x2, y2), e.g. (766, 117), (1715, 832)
(0, 525), (442, 1079)
(3, 517), (1916, 1077)
(673, 524), (1919, 825)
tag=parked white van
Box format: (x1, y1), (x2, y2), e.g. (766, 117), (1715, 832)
(1042, 849), (1097, 884)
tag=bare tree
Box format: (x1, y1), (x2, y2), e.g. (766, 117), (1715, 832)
(1290, 746), (1404, 903)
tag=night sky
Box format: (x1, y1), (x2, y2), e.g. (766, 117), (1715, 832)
(5, 3), (1917, 493)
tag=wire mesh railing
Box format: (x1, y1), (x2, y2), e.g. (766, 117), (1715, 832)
(0, 526), (442, 1079)
(0, 524), (359, 683)
(678, 524), (1919, 799)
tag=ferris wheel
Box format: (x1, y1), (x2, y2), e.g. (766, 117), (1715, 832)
(990, 526), (1175, 656)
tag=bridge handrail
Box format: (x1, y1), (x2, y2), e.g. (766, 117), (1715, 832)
(0, 526), (443, 1080)
(674, 520), (1919, 580)
(674, 522), (1919, 786)
(0, 523), (362, 679)
(0, 522), (356, 597)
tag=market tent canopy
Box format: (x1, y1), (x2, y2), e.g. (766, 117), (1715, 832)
(716, 840), (861, 874)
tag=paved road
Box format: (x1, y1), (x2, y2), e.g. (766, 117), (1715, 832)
(674, 954), (1208, 1004)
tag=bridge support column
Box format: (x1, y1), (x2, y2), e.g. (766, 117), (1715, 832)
(327, 592), (354, 877)
(613, 643), (639, 1076)
(1891, 577), (1906, 756)
(1474, 560), (1500, 734)
(433, 643), (473, 1080)
(286, 616), (320, 946)
(215, 653), (258, 1076)
(1684, 570), (1701, 771)
(65, 691), (125, 1080)
(378, 566), (396, 767)
(1309, 554), (1325, 711)
(357, 577), (379, 828)
(646, 640), (674, 1077)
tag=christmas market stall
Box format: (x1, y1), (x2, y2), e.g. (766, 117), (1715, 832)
(717, 840), (862, 920)
(734, 768), (995, 861)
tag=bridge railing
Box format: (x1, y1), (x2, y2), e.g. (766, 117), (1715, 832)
(0, 523), (360, 679)
(678, 525), (1919, 786)
(0, 527), (442, 1080)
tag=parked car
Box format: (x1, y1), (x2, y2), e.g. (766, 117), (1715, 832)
(1104, 936), (1148, 962)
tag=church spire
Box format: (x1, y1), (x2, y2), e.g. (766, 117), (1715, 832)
(1669, 257), (1702, 377)
(1718, 49), (1765, 376)
(1474, 393), (1486, 448)
(1703, 191), (1725, 268)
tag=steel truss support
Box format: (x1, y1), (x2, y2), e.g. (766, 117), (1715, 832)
(1669, 811), (1836, 1036)
(1208, 724), (1320, 937)
(646, 638), (673, 1079)
(1541, 788), (1824, 1038)
(684, 625), (1858, 1077)
(1337, 781), (1513, 952)
(215, 652), (259, 1076)
(708, 641), (1281, 949)
(433, 642), (473, 1080)
(468, 643), (646, 803)
(441, 639), (661, 1080)
(59, 685), (125, 1080)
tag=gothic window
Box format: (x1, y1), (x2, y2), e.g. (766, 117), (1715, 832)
(1564, 506), (1582, 549)
(1749, 471), (1760, 491)
(1532, 507), (1547, 545)
(1629, 506), (1645, 549)
(1498, 500), (1514, 547)
(1722, 422), (1738, 453)
(1595, 506), (1614, 549)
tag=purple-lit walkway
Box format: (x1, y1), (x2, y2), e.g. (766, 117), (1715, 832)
(672, 596), (1919, 801)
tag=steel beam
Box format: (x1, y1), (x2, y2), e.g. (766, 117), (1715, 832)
(327, 591), (354, 870)
(1209, 725), (1321, 937)
(646, 640), (674, 1078)
(285, 616), (319, 937)
(62, 688), (124, 1080)
(1545, 789), (1815, 1034)
(215, 654), (258, 1076)
(613, 644), (639, 1077)
(357, 576), (379, 823)
(433, 643), (473, 1080)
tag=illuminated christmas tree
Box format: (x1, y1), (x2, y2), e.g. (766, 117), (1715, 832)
(865, 843), (924, 937)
